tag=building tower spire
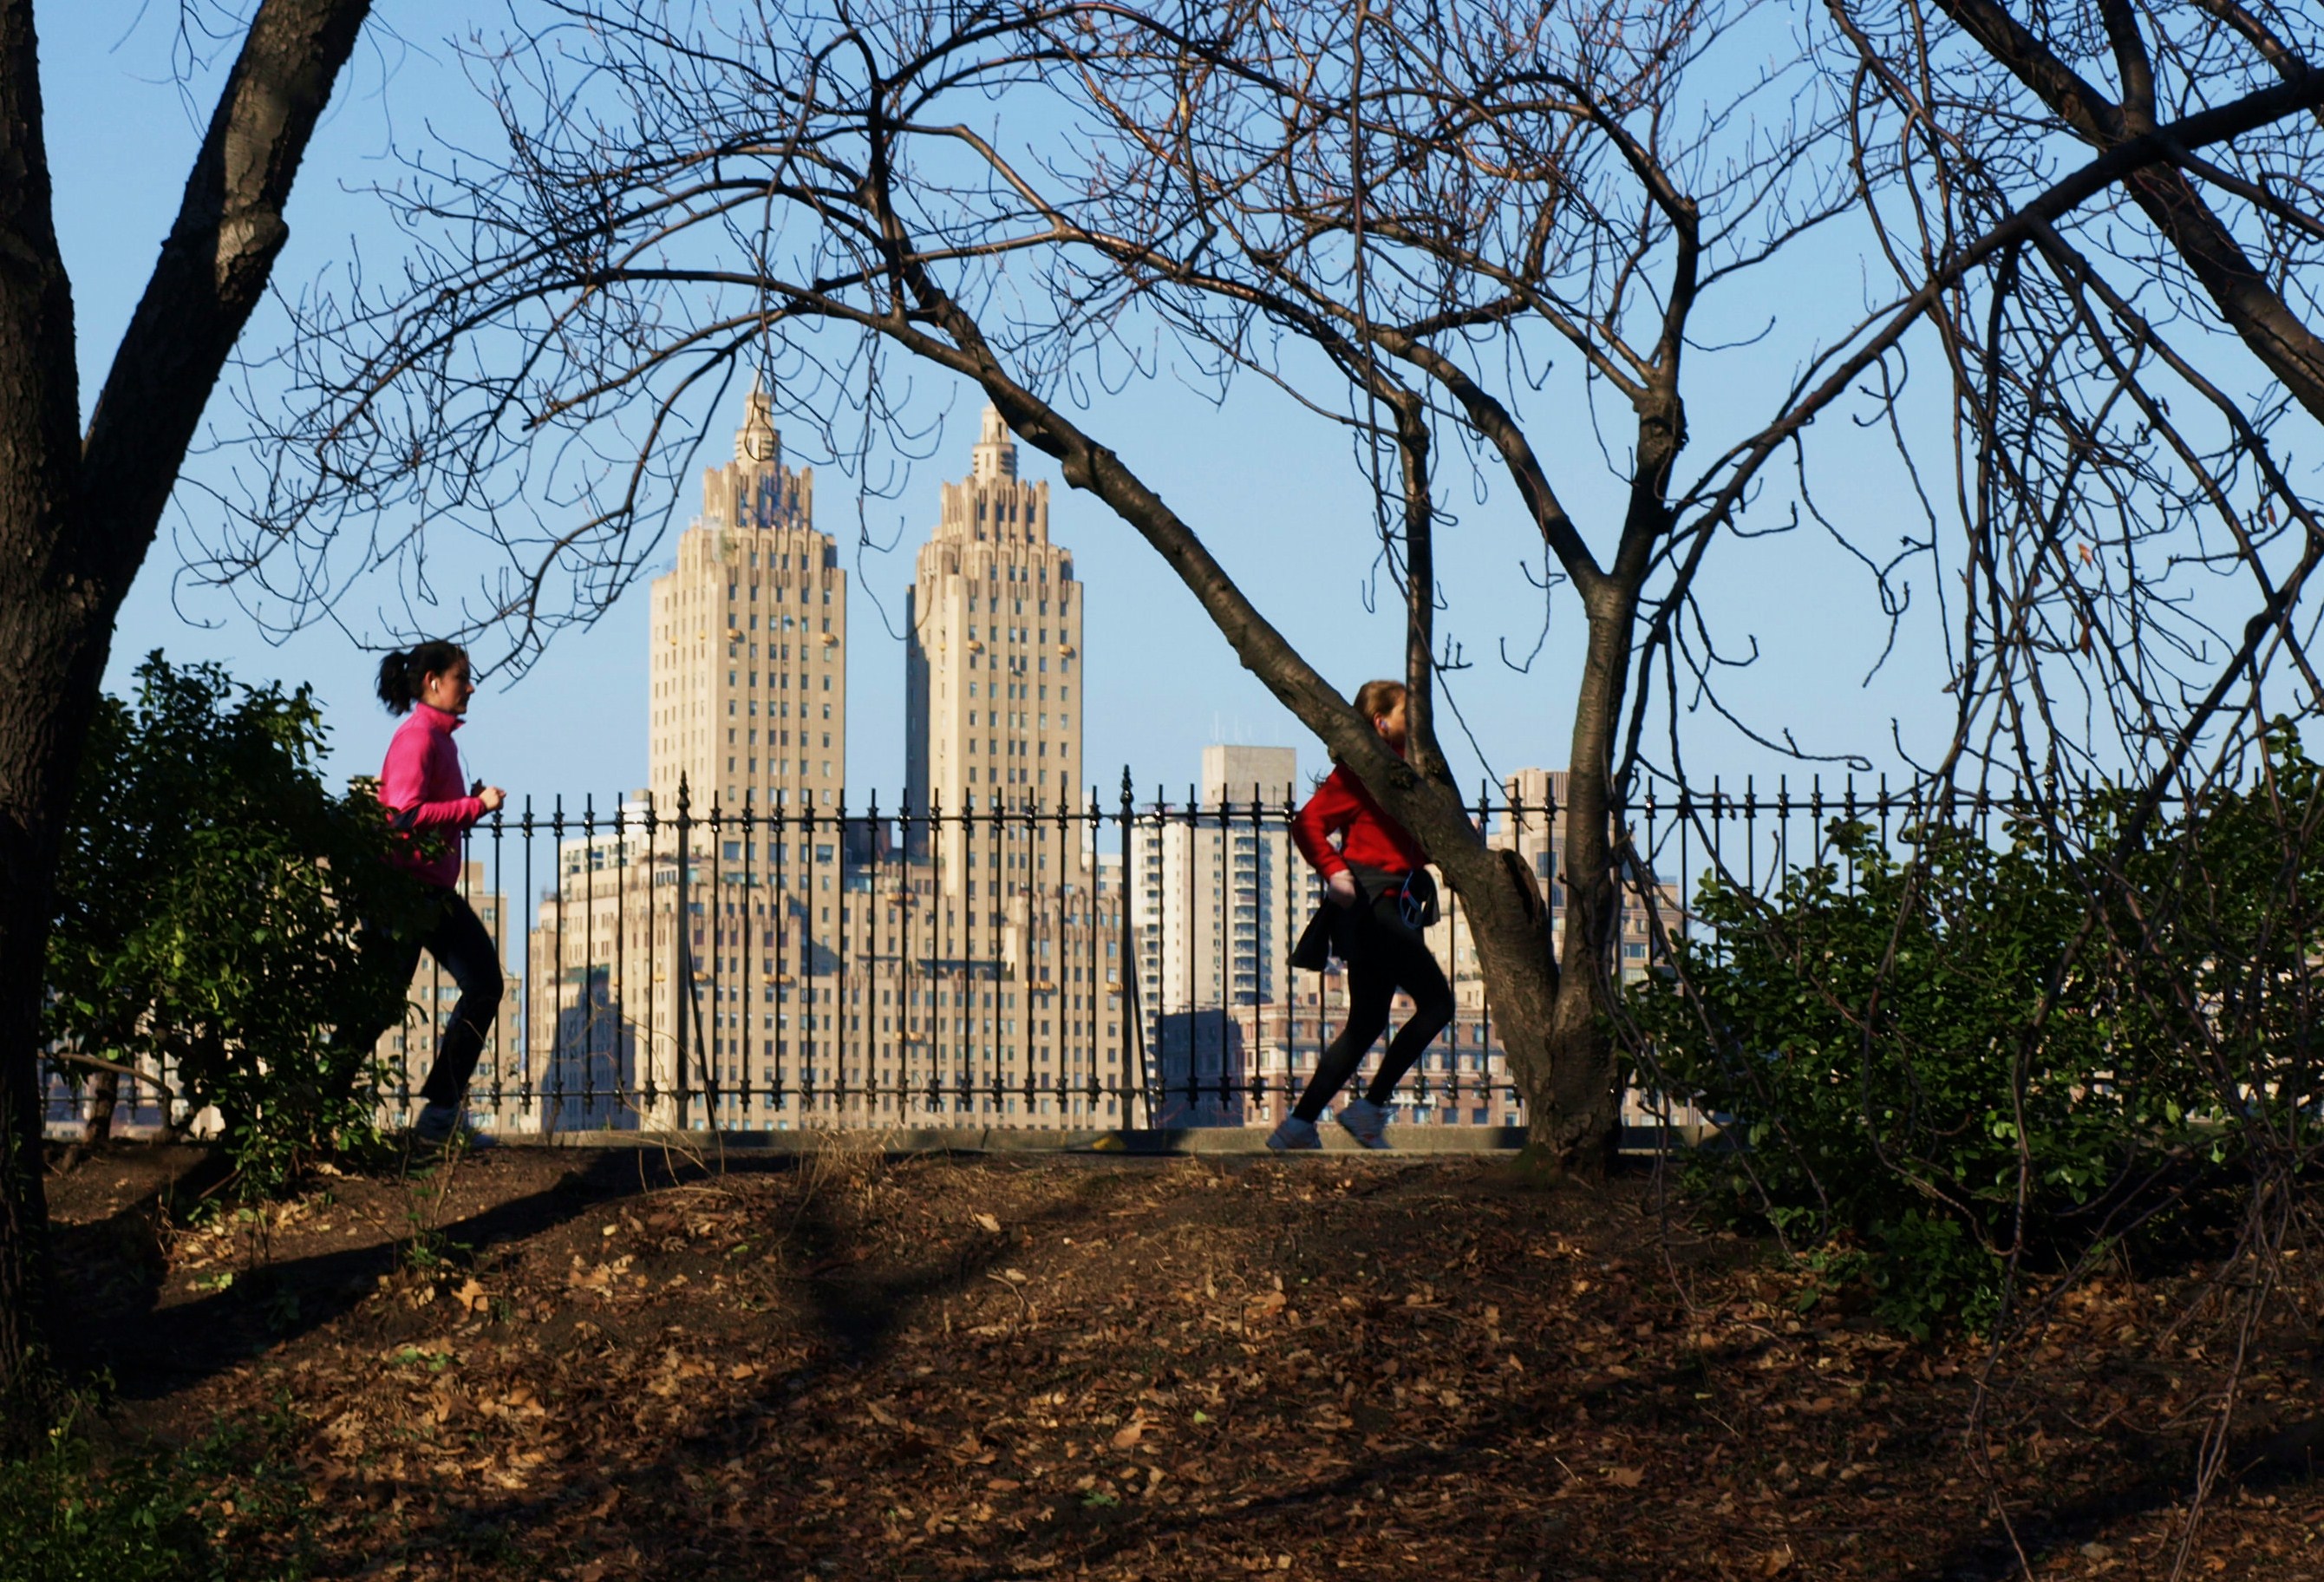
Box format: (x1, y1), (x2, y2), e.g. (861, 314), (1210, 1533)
(737, 372), (779, 464)
(970, 403), (1017, 483)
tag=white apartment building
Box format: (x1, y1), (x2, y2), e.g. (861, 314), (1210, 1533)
(1130, 745), (1314, 1123)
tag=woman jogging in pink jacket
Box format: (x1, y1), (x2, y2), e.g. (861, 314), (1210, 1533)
(369, 639), (508, 1153)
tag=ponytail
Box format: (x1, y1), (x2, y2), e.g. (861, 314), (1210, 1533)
(376, 639), (467, 715)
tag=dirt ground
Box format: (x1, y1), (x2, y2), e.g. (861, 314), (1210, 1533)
(41, 1141), (2324, 1580)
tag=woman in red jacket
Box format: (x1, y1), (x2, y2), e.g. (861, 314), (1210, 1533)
(370, 639), (509, 1154)
(1270, 679), (1453, 1151)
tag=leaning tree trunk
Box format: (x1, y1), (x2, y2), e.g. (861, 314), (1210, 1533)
(884, 283), (1645, 1173)
(0, 0), (373, 1442)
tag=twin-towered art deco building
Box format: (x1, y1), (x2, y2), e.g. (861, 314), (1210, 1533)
(645, 395), (1081, 831)
(522, 391), (1125, 1131)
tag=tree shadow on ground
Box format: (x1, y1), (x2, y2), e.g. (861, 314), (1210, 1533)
(1913, 1418), (2324, 1582)
(69, 1151), (2318, 1581)
(346, 1160), (1088, 1572)
(53, 1148), (711, 1400)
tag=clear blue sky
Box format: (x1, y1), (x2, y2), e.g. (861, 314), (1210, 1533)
(50, 4), (1968, 814)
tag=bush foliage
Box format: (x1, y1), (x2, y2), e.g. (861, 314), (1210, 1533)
(44, 654), (428, 1187)
(0, 1402), (319, 1582)
(1629, 738), (2324, 1333)
(0, 1418), (218, 1582)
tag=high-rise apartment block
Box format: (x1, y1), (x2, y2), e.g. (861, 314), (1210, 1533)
(904, 406), (1086, 912)
(1132, 746), (1313, 1121)
(650, 383), (845, 814)
(522, 394), (1127, 1133)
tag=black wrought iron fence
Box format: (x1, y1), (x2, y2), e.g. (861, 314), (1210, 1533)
(45, 769), (2068, 1139)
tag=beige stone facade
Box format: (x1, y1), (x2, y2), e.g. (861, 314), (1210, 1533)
(650, 382), (845, 816)
(904, 405), (1086, 905)
(517, 396), (1132, 1132)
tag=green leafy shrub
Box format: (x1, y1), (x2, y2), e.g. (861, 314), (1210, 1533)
(0, 1415), (218, 1582)
(2127, 735), (2324, 1149)
(0, 1403), (319, 1582)
(44, 654), (430, 1189)
(1625, 740), (2324, 1335)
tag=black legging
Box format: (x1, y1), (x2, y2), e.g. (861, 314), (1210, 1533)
(1291, 892), (1454, 1122)
(356, 885), (506, 1107)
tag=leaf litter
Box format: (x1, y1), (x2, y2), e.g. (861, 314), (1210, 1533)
(43, 1147), (2324, 1579)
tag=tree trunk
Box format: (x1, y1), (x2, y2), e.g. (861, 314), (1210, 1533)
(78, 1068), (120, 1151)
(0, 0), (372, 1441)
(1434, 837), (1563, 1141)
(0, 607), (114, 1446)
(1525, 582), (1640, 1175)
(0, 444), (132, 1449)
(0, 0), (89, 1446)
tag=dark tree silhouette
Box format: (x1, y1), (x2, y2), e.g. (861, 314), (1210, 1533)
(0, 0), (374, 1440)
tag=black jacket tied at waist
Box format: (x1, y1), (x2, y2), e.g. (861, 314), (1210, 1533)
(1289, 862), (1439, 971)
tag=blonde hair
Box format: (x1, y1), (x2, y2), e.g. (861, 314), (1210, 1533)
(1353, 679), (1407, 726)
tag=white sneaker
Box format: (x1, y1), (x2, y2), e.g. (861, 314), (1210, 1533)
(1265, 1116), (1322, 1151)
(1335, 1097), (1390, 1150)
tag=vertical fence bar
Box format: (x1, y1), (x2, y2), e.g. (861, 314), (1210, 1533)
(639, 789), (653, 1126)
(809, 789), (824, 1119)
(1120, 768), (1148, 1124)
(934, 786), (951, 1121)
(519, 797), (536, 1134)
(1217, 787), (1231, 1121)
(676, 777), (693, 1132)
(990, 784), (1001, 1118)
(548, 794), (567, 1133)
(834, 788), (850, 1123)
(584, 794), (601, 1126)
(708, 789), (725, 1129)
(749, 796), (763, 1128)
(773, 790), (788, 1125)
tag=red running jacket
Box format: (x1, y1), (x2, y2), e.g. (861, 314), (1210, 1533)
(1291, 762), (1426, 880)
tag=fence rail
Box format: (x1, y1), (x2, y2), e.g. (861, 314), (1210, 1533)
(46, 769), (2084, 1140)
